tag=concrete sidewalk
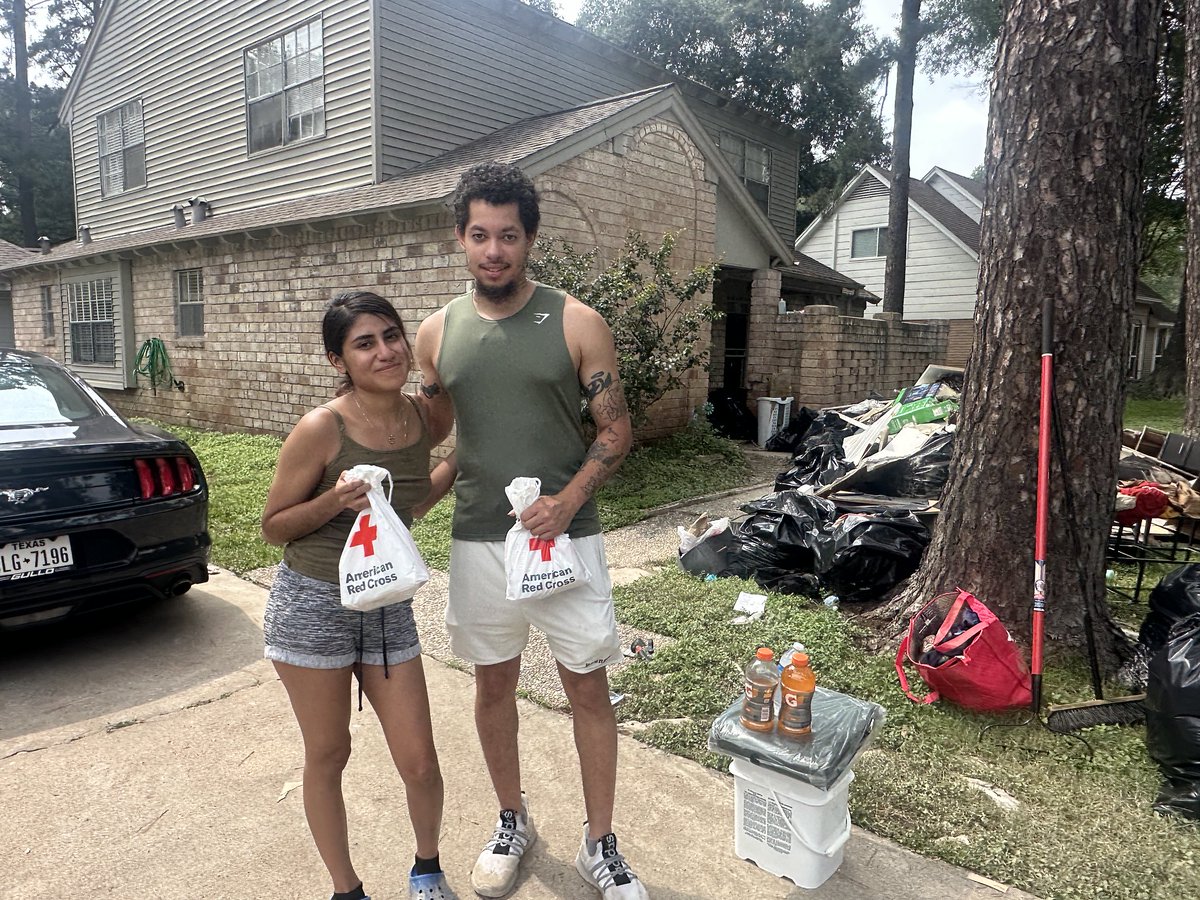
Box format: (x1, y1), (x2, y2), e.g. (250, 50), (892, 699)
(0, 472), (1038, 900)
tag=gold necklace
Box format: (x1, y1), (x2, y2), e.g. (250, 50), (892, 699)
(352, 391), (405, 447)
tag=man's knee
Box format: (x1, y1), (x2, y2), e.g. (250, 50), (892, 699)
(474, 657), (521, 707)
(560, 666), (614, 717)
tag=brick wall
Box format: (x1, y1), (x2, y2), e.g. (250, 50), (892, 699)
(746, 293), (949, 410)
(9, 117), (718, 443)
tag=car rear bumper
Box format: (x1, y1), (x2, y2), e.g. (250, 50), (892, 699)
(0, 501), (211, 629)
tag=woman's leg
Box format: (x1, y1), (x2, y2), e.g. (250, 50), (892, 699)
(361, 656), (444, 860)
(274, 661), (360, 893)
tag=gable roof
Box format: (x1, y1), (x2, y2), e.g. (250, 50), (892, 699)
(6, 85), (793, 273)
(924, 167), (984, 205)
(797, 164), (981, 260)
(60, 0), (796, 141)
(0, 239), (34, 267)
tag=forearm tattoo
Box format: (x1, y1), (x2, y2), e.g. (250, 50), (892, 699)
(420, 381), (443, 399)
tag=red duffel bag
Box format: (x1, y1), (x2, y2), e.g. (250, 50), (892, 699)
(895, 589), (1032, 712)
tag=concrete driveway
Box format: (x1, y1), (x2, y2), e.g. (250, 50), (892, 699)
(0, 565), (1036, 900)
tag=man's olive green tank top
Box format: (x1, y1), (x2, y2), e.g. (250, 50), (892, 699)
(283, 400), (432, 582)
(437, 284), (601, 541)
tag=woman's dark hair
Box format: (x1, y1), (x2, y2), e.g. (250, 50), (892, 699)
(322, 291), (410, 393)
(452, 162), (540, 235)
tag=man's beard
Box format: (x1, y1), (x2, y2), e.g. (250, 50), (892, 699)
(474, 270), (525, 302)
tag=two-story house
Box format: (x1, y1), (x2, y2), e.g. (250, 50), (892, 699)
(795, 163), (1175, 371)
(3, 0), (890, 436)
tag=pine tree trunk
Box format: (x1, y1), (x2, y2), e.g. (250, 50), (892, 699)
(872, 0), (1161, 675)
(10, 0), (38, 247)
(882, 0), (921, 316)
(1186, 0), (1200, 436)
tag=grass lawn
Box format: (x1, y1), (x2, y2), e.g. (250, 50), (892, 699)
(1124, 396), (1185, 433)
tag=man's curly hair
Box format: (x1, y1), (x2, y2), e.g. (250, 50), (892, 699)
(452, 162), (540, 236)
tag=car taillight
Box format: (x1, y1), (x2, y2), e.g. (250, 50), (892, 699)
(134, 459), (156, 499)
(175, 457), (195, 492)
(134, 456), (197, 499)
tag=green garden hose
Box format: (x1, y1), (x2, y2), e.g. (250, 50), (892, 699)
(134, 338), (185, 393)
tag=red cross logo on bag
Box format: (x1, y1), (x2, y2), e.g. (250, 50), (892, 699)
(529, 537), (555, 561)
(350, 515), (378, 557)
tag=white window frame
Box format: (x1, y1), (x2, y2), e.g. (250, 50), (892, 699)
(244, 18), (325, 155)
(61, 263), (135, 389)
(97, 99), (146, 196)
(176, 269), (204, 337)
(718, 132), (771, 213)
(850, 226), (890, 259)
(1152, 326), (1171, 372)
(1128, 321), (1145, 379)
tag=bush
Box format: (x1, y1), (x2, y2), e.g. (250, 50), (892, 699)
(529, 231), (719, 427)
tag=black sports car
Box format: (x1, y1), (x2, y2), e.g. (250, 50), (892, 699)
(0, 349), (210, 629)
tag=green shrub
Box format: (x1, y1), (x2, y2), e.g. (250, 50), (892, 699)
(529, 231), (720, 427)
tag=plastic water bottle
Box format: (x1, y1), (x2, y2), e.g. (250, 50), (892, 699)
(777, 641), (807, 673)
(778, 650), (816, 737)
(741, 647), (779, 732)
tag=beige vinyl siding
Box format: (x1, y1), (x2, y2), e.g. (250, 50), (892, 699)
(69, 0), (374, 239)
(925, 173), (981, 222)
(375, 0), (797, 243)
(798, 176), (980, 320)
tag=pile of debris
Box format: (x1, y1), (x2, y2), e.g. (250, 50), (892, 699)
(683, 368), (963, 603)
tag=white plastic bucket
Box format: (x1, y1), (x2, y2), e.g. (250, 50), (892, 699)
(729, 757), (853, 889)
(756, 397), (793, 448)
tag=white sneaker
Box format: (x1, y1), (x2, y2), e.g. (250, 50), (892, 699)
(470, 797), (537, 898)
(575, 830), (650, 899)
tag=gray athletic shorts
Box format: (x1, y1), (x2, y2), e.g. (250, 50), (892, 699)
(264, 562), (421, 669)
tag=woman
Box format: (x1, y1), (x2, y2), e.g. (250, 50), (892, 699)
(261, 291), (457, 900)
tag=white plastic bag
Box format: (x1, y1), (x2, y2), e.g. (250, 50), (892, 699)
(338, 464), (430, 612)
(503, 476), (591, 601)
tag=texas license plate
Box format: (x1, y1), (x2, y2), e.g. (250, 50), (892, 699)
(0, 536), (74, 581)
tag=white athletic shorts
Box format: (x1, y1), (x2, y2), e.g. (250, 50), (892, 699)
(446, 534), (622, 673)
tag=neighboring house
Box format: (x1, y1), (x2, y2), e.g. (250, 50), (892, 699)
(1, 0), (944, 434)
(795, 164), (1175, 371)
(0, 239), (35, 347)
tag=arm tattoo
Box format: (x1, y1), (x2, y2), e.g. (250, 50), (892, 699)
(585, 438), (624, 468)
(584, 370), (613, 402)
(595, 381), (628, 423)
(420, 381), (442, 399)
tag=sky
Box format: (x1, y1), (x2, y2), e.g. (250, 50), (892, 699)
(554, 0), (990, 179)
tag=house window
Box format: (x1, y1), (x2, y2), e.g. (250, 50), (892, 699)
(850, 226), (890, 259)
(97, 100), (146, 196)
(41, 286), (55, 338)
(1153, 326), (1171, 371)
(245, 18), (325, 154)
(176, 269), (204, 336)
(1128, 322), (1144, 378)
(65, 278), (116, 365)
(719, 132), (771, 213)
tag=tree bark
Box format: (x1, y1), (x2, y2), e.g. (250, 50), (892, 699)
(874, 0), (1161, 675)
(9, 0), (38, 246)
(882, 0), (922, 316)
(1186, 0), (1200, 436)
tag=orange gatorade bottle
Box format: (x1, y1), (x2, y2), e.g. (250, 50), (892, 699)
(778, 650), (816, 737)
(741, 647), (779, 732)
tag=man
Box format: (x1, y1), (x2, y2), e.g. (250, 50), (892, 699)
(414, 162), (647, 900)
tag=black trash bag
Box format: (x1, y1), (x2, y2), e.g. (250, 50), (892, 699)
(799, 410), (858, 446)
(813, 510), (930, 602)
(764, 406), (818, 453)
(707, 388), (756, 442)
(731, 491), (837, 594)
(679, 527), (739, 578)
(1141, 566), (1200, 652)
(857, 430), (954, 498)
(1145, 613), (1200, 820)
(775, 434), (853, 490)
